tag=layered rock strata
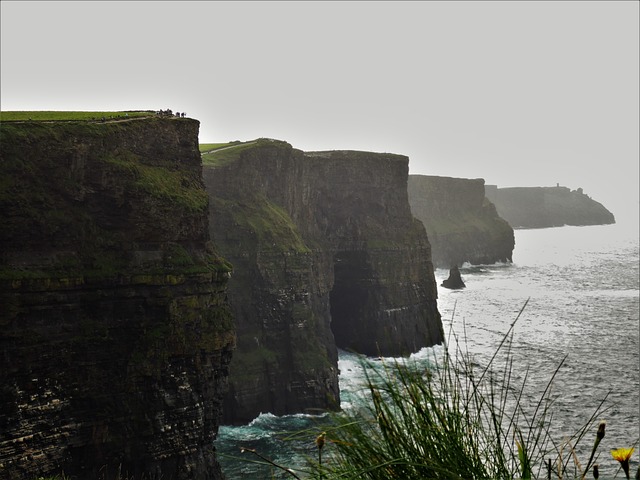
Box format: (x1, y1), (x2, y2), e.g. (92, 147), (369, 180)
(408, 175), (514, 268)
(305, 151), (443, 357)
(203, 140), (444, 424)
(0, 117), (234, 479)
(484, 185), (616, 229)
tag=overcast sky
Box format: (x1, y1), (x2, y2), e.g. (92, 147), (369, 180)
(2, 1), (638, 227)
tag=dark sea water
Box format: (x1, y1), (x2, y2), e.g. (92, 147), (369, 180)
(215, 223), (639, 479)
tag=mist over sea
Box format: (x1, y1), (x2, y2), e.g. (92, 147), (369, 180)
(216, 223), (640, 479)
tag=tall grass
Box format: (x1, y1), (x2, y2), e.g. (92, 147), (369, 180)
(304, 300), (625, 479)
(244, 299), (630, 480)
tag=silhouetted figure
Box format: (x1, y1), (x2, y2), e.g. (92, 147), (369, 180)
(441, 265), (465, 289)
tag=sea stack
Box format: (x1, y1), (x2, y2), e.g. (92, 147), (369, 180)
(441, 265), (466, 289)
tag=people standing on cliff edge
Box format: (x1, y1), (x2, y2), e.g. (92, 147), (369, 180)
(441, 265), (465, 289)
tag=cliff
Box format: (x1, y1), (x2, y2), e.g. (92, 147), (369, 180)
(0, 117), (235, 479)
(408, 175), (514, 268)
(203, 140), (443, 425)
(484, 185), (616, 229)
(303, 151), (443, 356)
(202, 140), (339, 425)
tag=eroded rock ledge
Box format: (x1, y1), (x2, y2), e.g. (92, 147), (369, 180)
(0, 118), (234, 479)
(203, 139), (444, 425)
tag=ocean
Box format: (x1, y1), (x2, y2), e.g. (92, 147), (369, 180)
(215, 223), (640, 479)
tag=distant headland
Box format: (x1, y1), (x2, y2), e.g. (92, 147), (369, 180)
(484, 184), (615, 229)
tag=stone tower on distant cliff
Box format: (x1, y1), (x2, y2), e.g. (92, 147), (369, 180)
(484, 185), (615, 228)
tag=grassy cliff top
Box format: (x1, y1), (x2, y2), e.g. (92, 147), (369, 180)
(0, 110), (158, 121)
(200, 138), (291, 167)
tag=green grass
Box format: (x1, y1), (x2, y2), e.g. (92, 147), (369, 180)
(200, 141), (257, 166)
(247, 200), (311, 254)
(211, 194), (311, 254)
(0, 110), (154, 121)
(106, 151), (209, 213)
(199, 141), (241, 153)
(200, 138), (290, 167)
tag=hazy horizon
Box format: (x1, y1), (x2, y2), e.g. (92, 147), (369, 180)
(2, 1), (638, 227)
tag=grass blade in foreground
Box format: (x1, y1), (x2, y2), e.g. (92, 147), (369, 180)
(310, 301), (612, 479)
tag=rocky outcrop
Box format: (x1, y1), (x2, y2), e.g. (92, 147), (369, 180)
(408, 175), (514, 268)
(203, 140), (444, 424)
(441, 266), (465, 290)
(484, 185), (616, 229)
(0, 118), (235, 479)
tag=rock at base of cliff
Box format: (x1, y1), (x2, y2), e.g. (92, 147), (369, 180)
(441, 266), (466, 289)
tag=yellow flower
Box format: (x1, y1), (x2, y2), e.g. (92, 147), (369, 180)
(611, 447), (635, 462)
(611, 448), (635, 480)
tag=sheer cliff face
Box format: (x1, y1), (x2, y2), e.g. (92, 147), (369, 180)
(203, 141), (340, 425)
(484, 185), (616, 229)
(204, 140), (443, 424)
(0, 118), (234, 479)
(408, 175), (515, 268)
(303, 151), (443, 356)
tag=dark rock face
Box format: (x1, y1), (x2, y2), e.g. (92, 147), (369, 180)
(408, 175), (515, 268)
(203, 141), (340, 425)
(484, 185), (616, 229)
(203, 140), (444, 424)
(304, 151), (442, 357)
(0, 118), (235, 479)
(441, 266), (466, 289)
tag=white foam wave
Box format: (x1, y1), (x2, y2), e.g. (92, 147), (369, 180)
(248, 412), (277, 427)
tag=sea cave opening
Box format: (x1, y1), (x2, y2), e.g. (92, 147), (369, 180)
(329, 250), (373, 353)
